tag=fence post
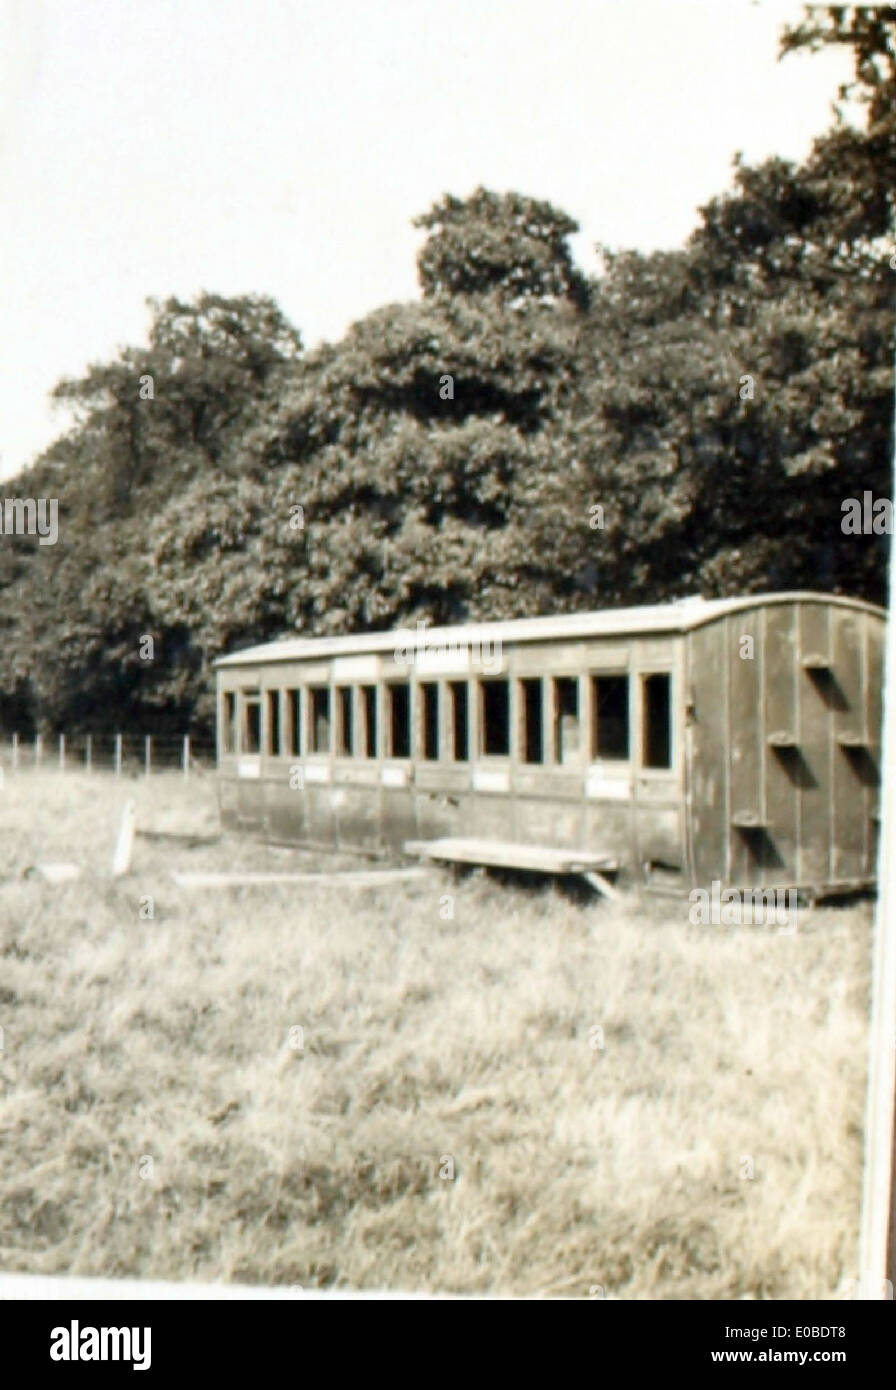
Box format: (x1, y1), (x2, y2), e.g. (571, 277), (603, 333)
(85, 734), (92, 774)
(59, 733), (65, 772)
(144, 735), (151, 778)
(35, 734), (42, 768)
(115, 733), (122, 777)
(11, 733), (17, 770)
(183, 734), (190, 779)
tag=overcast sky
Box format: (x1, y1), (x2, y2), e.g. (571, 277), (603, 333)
(0, 0), (853, 480)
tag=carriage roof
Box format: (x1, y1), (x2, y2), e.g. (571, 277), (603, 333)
(214, 592), (884, 669)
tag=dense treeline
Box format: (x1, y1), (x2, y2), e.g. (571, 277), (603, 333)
(1, 6), (893, 736)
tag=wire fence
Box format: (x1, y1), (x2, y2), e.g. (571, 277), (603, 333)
(0, 732), (217, 777)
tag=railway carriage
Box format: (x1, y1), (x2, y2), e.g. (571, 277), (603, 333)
(214, 592), (885, 896)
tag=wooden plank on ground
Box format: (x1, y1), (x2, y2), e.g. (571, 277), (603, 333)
(403, 837), (617, 875)
(171, 868), (429, 889)
(582, 870), (622, 902)
(23, 862), (83, 883)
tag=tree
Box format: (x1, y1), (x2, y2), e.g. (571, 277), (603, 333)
(414, 188), (589, 307)
(2, 295), (303, 731)
(50, 293), (302, 513)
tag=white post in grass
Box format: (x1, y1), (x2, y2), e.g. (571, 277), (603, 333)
(111, 798), (136, 878)
(144, 735), (151, 778)
(11, 733), (17, 770)
(85, 734), (92, 774)
(58, 733), (65, 772)
(34, 733), (42, 768)
(859, 368), (896, 1300)
(114, 733), (122, 777)
(183, 734), (190, 780)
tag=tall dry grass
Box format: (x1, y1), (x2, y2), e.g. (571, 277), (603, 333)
(0, 771), (873, 1296)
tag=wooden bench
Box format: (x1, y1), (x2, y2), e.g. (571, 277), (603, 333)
(403, 837), (620, 898)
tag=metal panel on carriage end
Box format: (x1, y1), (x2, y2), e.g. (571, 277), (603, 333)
(763, 603), (799, 887)
(831, 607), (867, 882)
(687, 622), (727, 885)
(728, 608), (764, 886)
(798, 603), (831, 888)
(865, 615), (884, 877)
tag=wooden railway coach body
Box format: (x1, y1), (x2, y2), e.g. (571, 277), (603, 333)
(214, 593), (885, 895)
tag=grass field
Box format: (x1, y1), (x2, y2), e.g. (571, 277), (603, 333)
(0, 770), (874, 1298)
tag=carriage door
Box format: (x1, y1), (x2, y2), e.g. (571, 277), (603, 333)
(235, 686), (265, 830)
(633, 664), (684, 879)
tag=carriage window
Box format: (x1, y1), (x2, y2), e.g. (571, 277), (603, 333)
(222, 691), (236, 754)
(480, 678), (510, 757)
(266, 690), (281, 755)
(521, 678), (544, 764)
(553, 677), (580, 764)
(243, 691), (261, 754)
(309, 686), (331, 754)
(592, 674), (629, 760)
(642, 673), (672, 769)
(421, 682), (439, 760)
(450, 681), (469, 761)
(361, 685), (378, 757)
(336, 686), (354, 756)
(388, 683), (411, 758)
(287, 689), (302, 756)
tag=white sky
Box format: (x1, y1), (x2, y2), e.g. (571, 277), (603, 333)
(0, 0), (854, 479)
